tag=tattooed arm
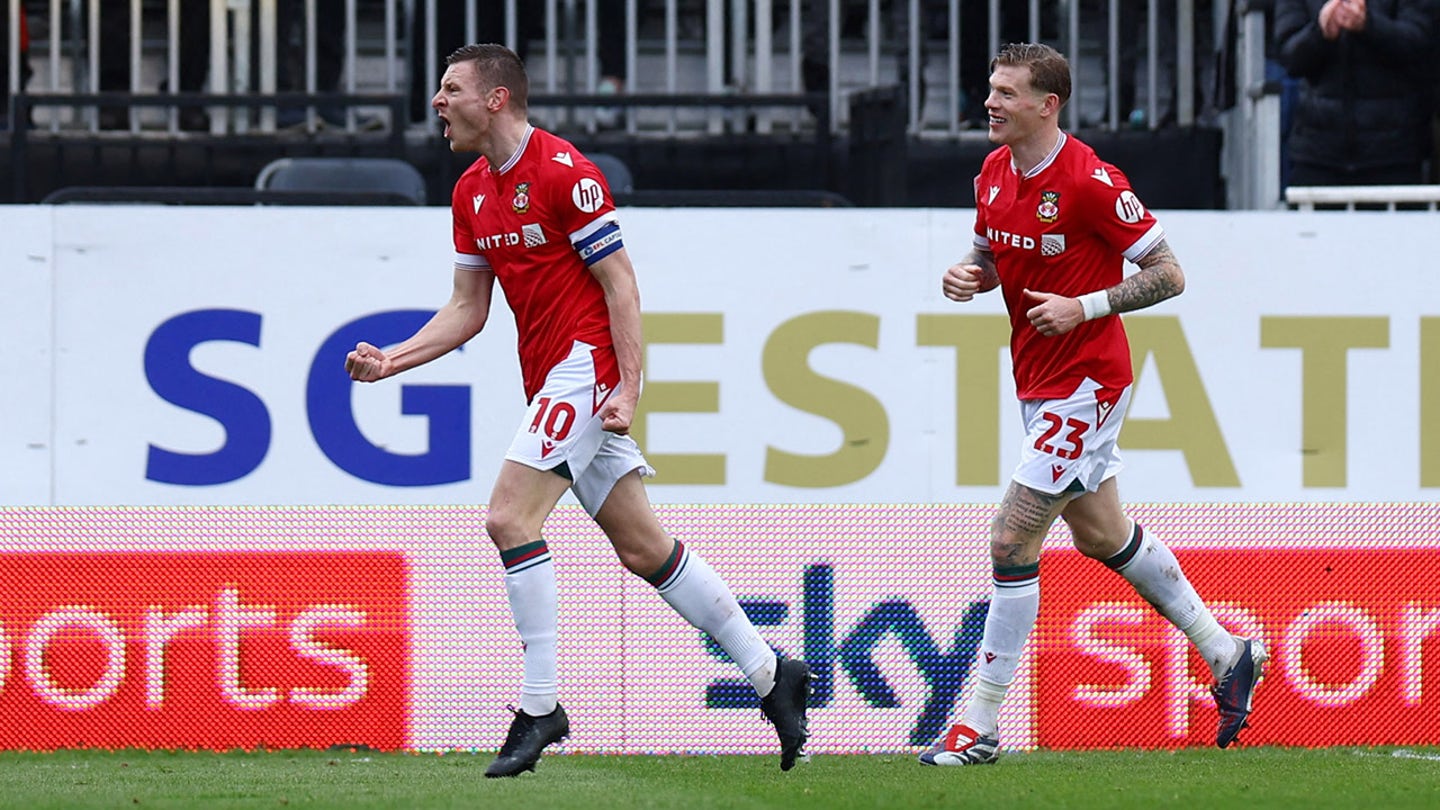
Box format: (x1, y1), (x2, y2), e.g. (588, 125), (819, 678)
(1106, 239), (1186, 313)
(1022, 239), (1185, 337)
(941, 247), (1001, 302)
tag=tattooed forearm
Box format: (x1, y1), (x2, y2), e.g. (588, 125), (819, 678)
(1106, 239), (1186, 313)
(963, 248), (1001, 292)
(990, 483), (1068, 566)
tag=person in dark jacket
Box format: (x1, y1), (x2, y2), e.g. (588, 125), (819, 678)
(1274, 0), (1440, 185)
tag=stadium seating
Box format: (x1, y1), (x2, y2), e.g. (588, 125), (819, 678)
(254, 156), (429, 206)
(587, 152), (636, 195)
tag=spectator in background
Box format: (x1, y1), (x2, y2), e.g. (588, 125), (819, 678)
(97, 0), (210, 130)
(275, 0), (349, 128)
(1111, 0), (1218, 128)
(1274, 0), (1440, 186)
(799, 0), (926, 121)
(1, 1), (34, 128)
(96, 0), (349, 132)
(800, 1), (1060, 128)
(593, 2), (627, 127)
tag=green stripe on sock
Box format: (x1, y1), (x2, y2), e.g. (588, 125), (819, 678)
(1104, 524), (1144, 571)
(993, 561), (1039, 584)
(644, 540), (684, 587)
(500, 540), (549, 568)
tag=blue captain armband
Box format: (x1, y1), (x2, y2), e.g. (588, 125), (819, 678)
(576, 221), (624, 266)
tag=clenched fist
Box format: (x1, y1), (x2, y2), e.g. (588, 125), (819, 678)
(345, 341), (390, 382)
(942, 262), (986, 302)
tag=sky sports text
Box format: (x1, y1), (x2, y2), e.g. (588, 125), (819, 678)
(1038, 549), (1440, 748)
(3, 545), (1437, 750)
(0, 551), (408, 750)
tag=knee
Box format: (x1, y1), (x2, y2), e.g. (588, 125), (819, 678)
(1067, 518), (1130, 561)
(483, 508), (533, 551)
(612, 530), (673, 578)
(986, 535), (1040, 568)
(1071, 528), (1122, 561)
(1057, 479), (1134, 560)
(608, 538), (647, 575)
(986, 537), (1010, 566)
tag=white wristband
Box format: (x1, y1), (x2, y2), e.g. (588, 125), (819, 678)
(1078, 290), (1112, 321)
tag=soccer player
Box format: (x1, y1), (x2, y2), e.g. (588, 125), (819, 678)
(920, 42), (1266, 766)
(345, 43), (812, 776)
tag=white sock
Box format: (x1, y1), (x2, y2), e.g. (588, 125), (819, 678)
(649, 540), (778, 696)
(1107, 522), (1240, 679)
(501, 541), (559, 716)
(960, 563), (1039, 737)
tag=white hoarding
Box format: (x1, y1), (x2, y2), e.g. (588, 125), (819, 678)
(1, 207), (55, 504)
(1, 205), (1436, 506)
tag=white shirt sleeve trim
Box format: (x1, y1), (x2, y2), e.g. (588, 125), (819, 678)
(569, 211), (620, 244)
(454, 251), (490, 271)
(1123, 222), (1165, 263)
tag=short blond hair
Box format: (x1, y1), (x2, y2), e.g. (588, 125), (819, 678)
(991, 43), (1071, 107)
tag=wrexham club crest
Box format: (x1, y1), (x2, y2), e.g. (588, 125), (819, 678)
(512, 182), (532, 214)
(1037, 190), (1060, 223)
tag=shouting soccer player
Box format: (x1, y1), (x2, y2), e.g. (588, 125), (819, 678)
(921, 42), (1267, 766)
(345, 43), (812, 776)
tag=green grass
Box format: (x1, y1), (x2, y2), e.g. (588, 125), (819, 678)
(1, 747), (1437, 809)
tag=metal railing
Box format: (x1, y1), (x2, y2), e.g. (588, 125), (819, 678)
(5, 0), (405, 134)
(6, 0), (1213, 136)
(8, 90), (407, 199)
(1219, 0), (1283, 210)
(1285, 185), (1440, 212)
(1, 0), (1309, 210)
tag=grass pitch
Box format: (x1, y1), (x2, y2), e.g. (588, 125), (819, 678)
(1, 746), (1437, 809)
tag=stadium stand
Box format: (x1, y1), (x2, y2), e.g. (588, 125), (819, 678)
(0, 1), (1302, 209)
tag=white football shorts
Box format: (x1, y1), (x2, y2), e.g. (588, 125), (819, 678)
(1011, 377), (1132, 496)
(504, 340), (655, 516)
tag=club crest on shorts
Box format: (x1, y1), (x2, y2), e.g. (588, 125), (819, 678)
(512, 182), (532, 214)
(1037, 190), (1060, 223)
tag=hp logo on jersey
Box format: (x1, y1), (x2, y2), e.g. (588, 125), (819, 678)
(572, 177), (605, 213)
(1115, 190), (1145, 224)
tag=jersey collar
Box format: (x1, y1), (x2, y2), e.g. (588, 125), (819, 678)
(1011, 130), (1067, 179)
(493, 124), (535, 175)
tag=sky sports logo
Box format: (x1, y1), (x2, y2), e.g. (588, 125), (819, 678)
(4, 505), (1438, 754)
(1035, 548), (1440, 748)
(0, 552), (409, 751)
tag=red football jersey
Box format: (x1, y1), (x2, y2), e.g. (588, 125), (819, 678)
(451, 125), (622, 401)
(972, 131), (1164, 400)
